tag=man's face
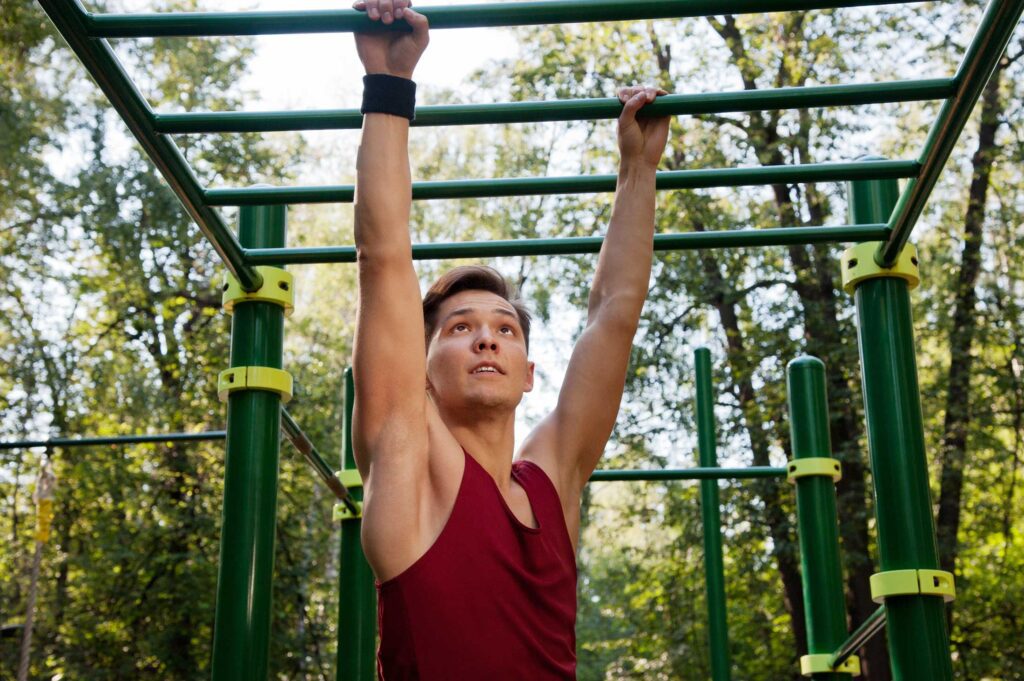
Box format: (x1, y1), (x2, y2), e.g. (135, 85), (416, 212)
(425, 289), (534, 413)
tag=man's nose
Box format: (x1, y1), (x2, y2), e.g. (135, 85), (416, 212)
(475, 328), (498, 352)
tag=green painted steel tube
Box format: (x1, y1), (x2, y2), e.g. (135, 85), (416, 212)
(0, 431), (225, 450)
(787, 356), (850, 680)
(337, 368), (376, 681)
(694, 348), (731, 681)
(211, 205), (287, 681)
(280, 409), (359, 512)
(830, 606), (886, 670)
(206, 160), (919, 206)
(244, 224), (890, 265)
(850, 179), (952, 680)
(155, 80), (954, 134)
(590, 467), (785, 481)
(879, 0), (1024, 267)
(36, 0), (260, 291)
(87, 1), (921, 37)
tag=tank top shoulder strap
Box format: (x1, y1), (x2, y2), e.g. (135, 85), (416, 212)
(512, 460), (567, 530)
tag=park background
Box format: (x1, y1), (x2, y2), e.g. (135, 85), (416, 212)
(2, 0), (1023, 678)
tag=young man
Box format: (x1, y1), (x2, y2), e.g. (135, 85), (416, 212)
(350, 1), (670, 678)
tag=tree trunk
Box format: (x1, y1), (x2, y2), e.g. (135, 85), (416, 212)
(935, 57), (1005, 600)
(705, 14), (891, 678)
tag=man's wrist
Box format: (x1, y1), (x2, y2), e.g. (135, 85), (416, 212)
(618, 158), (658, 177)
(361, 74), (417, 120)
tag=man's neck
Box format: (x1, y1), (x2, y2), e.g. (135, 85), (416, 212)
(440, 404), (518, 490)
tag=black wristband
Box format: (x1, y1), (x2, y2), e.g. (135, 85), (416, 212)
(361, 74), (417, 120)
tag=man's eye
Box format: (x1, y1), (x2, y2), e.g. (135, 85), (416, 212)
(501, 326), (513, 334)
(453, 324), (468, 332)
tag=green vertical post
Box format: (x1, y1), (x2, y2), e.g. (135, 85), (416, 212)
(694, 348), (731, 681)
(212, 204), (287, 681)
(336, 368), (377, 680)
(848, 174), (953, 680)
(787, 357), (852, 679)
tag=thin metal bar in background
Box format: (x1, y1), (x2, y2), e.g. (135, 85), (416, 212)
(86, 0), (924, 38)
(0, 431), (226, 450)
(280, 409), (359, 514)
(206, 160), (920, 206)
(155, 80), (955, 134)
(830, 606), (887, 670)
(590, 466), (786, 481)
(244, 224), (892, 265)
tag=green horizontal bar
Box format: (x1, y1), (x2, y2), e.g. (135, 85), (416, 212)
(154, 80), (954, 134)
(207, 160), (920, 206)
(37, 0), (262, 291)
(590, 466), (786, 481)
(87, 1), (921, 38)
(880, 0), (1024, 266)
(279, 408), (359, 512)
(245, 224), (890, 264)
(830, 605), (887, 669)
(0, 431), (226, 450)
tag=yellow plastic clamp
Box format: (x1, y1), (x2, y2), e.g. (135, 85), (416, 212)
(800, 654), (861, 677)
(840, 242), (920, 295)
(35, 498), (54, 543)
(786, 457), (842, 483)
(336, 469), (363, 489)
(333, 501), (363, 521)
(217, 366), (293, 403)
(870, 569), (955, 604)
(222, 266), (294, 316)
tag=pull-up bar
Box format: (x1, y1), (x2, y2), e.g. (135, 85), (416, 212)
(207, 160), (920, 206)
(244, 224), (891, 265)
(84, 0), (920, 38)
(156, 80), (955, 134)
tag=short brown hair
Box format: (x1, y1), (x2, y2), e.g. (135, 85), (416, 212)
(422, 266), (532, 351)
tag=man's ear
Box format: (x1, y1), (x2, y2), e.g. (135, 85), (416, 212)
(523, 360), (536, 393)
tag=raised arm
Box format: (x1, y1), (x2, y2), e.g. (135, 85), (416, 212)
(524, 86), (670, 494)
(350, 0), (430, 478)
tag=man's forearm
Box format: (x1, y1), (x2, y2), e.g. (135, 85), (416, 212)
(587, 161), (657, 322)
(354, 113), (413, 256)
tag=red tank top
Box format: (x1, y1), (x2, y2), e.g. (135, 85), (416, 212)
(376, 449), (577, 680)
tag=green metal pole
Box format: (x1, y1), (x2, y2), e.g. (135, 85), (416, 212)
(244, 224), (891, 266)
(208, 160), (918, 206)
(830, 606), (886, 670)
(86, 1), (921, 37)
(849, 177), (953, 680)
(589, 466), (785, 481)
(787, 356), (851, 679)
(0, 431), (226, 450)
(280, 408), (359, 511)
(211, 204), (287, 681)
(694, 348), (730, 680)
(156, 80), (953, 133)
(337, 368), (376, 681)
